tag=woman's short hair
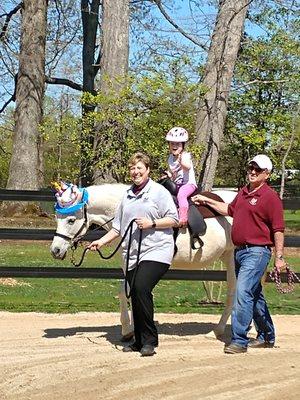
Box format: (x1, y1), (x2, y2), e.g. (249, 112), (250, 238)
(128, 152), (151, 169)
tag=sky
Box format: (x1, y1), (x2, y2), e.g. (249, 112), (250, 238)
(0, 0), (275, 118)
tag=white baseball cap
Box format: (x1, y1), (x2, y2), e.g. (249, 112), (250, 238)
(249, 154), (273, 172)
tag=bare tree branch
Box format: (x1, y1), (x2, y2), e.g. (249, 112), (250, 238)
(45, 76), (83, 91)
(0, 2), (23, 42)
(0, 74), (17, 113)
(153, 0), (208, 51)
(0, 96), (14, 113)
(231, 79), (289, 92)
(1, 73), (85, 113)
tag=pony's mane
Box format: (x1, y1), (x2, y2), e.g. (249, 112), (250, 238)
(88, 183), (129, 196)
(85, 183), (129, 213)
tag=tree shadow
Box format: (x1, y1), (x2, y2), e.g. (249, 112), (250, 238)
(157, 321), (231, 343)
(43, 321), (232, 345)
(43, 325), (122, 345)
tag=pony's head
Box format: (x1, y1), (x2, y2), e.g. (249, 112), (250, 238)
(50, 182), (90, 259)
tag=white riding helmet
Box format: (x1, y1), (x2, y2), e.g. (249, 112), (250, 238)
(165, 127), (189, 142)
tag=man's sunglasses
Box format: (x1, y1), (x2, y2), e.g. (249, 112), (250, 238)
(247, 164), (266, 174)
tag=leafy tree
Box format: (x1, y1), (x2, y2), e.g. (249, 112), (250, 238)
(0, 108), (13, 187)
(41, 94), (81, 185)
(218, 20), (300, 189)
(195, 0), (250, 190)
(83, 61), (201, 183)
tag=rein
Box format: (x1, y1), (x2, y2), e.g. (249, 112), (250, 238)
(269, 265), (300, 294)
(70, 219), (142, 299)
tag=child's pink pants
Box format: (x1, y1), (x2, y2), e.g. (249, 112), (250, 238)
(177, 183), (197, 223)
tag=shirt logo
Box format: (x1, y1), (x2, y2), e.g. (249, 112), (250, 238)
(249, 198), (258, 206)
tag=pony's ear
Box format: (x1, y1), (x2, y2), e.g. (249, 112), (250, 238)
(71, 184), (78, 194)
(60, 181), (69, 191)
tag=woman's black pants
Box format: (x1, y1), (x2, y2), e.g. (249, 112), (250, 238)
(127, 260), (170, 349)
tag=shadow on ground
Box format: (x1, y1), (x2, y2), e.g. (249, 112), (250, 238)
(43, 321), (231, 345)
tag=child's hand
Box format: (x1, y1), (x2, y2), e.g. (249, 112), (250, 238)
(161, 170), (172, 179)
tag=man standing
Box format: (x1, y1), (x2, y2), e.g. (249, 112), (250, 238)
(192, 154), (285, 354)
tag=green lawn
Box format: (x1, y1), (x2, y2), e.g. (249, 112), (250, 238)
(284, 210), (300, 231)
(0, 241), (299, 314)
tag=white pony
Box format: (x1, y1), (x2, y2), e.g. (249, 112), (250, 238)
(50, 183), (237, 340)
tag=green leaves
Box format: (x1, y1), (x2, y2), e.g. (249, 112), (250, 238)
(81, 68), (200, 182)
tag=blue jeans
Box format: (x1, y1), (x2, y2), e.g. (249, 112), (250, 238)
(231, 246), (275, 348)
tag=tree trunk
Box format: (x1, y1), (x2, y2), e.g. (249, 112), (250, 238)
(99, 0), (129, 93)
(80, 0), (101, 186)
(93, 0), (130, 184)
(195, 0), (249, 190)
(7, 0), (48, 191)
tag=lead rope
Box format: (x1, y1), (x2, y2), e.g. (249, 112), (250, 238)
(269, 265), (300, 294)
(71, 219), (142, 299)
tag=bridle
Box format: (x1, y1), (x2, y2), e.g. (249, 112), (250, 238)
(54, 204), (114, 249)
(54, 204), (89, 246)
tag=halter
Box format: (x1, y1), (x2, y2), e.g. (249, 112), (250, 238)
(54, 204), (89, 246)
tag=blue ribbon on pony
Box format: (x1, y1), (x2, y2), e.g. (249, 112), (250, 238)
(55, 188), (89, 215)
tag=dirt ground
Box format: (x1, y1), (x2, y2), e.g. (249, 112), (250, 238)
(0, 312), (299, 400)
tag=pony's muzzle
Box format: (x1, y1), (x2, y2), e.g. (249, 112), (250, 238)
(51, 247), (66, 260)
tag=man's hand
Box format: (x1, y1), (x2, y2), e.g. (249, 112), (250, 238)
(191, 194), (209, 205)
(274, 257), (286, 272)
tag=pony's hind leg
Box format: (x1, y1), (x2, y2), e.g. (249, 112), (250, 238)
(118, 280), (134, 341)
(206, 250), (236, 340)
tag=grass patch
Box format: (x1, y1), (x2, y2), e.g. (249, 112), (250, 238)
(284, 210), (300, 232)
(0, 241), (299, 314)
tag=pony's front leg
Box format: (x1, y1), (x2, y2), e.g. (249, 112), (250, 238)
(118, 279), (134, 341)
(206, 251), (236, 339)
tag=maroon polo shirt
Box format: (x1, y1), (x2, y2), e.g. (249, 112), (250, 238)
(228, 183), (285, 246)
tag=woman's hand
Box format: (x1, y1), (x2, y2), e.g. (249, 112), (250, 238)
(135, 217), (153, 230)
(191, 194), (209, 205)
(86, 239), (103, 251)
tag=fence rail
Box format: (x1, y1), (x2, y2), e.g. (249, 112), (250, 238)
(0, 228), (298, 247)
(0, 188), (299, 282)
(0, 266), (299, 282)
(0, 188), (299, 208)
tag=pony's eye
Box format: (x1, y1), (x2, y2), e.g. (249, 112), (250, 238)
(67, 218), (76, 225)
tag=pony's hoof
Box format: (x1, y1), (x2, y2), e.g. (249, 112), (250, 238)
(121, 332), (135, 342)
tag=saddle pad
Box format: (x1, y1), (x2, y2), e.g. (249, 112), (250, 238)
(192, 191), (224, 219)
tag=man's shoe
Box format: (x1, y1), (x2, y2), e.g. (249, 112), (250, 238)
(224, 343), (247, 354)
(140, 345), (155, 357)
(248, 339), (274, 348)
(122, 343), (140, 353)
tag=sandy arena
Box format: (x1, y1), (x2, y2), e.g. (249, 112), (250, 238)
(0, 312), (299, 400)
